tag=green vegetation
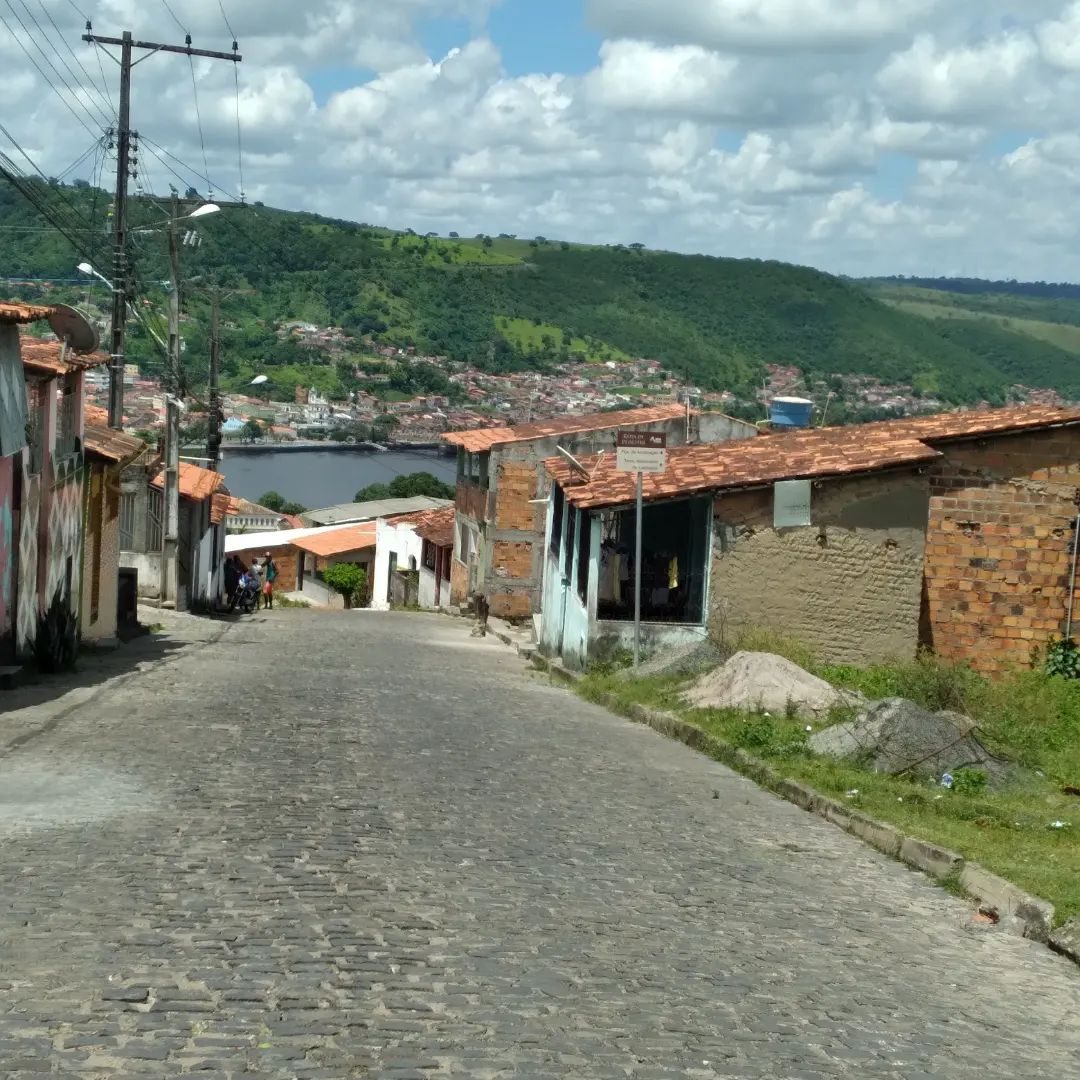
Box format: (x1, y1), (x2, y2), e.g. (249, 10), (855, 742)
(353, 471), (455, 503)
(257, 491), (307, 516)
(581, 645), (1080, 922)
(3, 178), (1079, 406)
(321, 563), (367, 609)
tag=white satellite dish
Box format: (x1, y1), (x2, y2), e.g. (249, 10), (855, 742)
(48, 304), (100, 354)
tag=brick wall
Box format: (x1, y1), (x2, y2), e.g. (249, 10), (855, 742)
(450, 556), (469, 605)
(923, 428), (1080, 675)
(455, 482), (487, 521)
(491, 540), (533, 581)
(489, 591), (533, 619)
(711, 471), (929, 665)
(494, 462), (538, 532)
(233, 547), (299, 592)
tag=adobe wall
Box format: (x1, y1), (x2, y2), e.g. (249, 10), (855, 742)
(710, 471), (929, 665)
(923, 428), (1080, 675)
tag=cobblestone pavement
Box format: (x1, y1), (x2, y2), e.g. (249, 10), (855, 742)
(1, 611), (1078, 1079)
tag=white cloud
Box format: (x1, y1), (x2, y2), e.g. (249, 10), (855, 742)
(5, 1), (1080, 279)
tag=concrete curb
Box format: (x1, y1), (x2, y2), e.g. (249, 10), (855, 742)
(527, 652), (1068, 959)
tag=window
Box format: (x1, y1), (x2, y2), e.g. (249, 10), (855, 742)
(577, 510), (590, 602)
(422, 539), (437, 571)
(550, 485), (564, 556)
(464, 451), (490, 488)
(119, 491), (137, 550)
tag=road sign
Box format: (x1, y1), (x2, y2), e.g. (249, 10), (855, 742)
(616, 430), (667, 473)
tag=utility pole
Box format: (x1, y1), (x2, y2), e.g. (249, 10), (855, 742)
(207, 289), (223, 470)
(162, 192), (182, 609)
(81, 24), (241, 430)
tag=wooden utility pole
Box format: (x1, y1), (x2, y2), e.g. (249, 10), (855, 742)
(162, 192), (182, 608)
(207, 289), (223, 470)
(81, 25), (241, 430)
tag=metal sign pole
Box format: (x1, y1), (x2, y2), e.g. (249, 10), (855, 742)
(634, 469), (643, 668)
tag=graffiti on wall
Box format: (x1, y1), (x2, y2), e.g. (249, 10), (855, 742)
(0, 454), (12, 644)
(46, 452), (84, 613)
(16, 469), (40, 653)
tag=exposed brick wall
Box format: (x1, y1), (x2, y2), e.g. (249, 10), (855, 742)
(233, 547), (299, 592)
(450, 556), (469, 605)
(455, 482), (487, 521)
(711, 472), (929, 665)
(494, 462), (538, 532)
(489, 590), (533, 619)
(491, 540), (533, 581)
(923, 428), (1080, 675)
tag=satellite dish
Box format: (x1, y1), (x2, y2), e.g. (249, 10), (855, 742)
(48, 304), (100, 354)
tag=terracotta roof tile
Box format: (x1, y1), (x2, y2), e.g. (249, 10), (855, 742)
(0, 301), (52, 324)
(292, 523), (377, 557)
(443, 403), (689, 453)
(84, 403), (109, 425)
(83, 424), (145, 463)
(21, 339), (109, 375)
(151, 461), (227, 502)
(412, 506), (456, 548)
(210, 492), (231, 525)
(546, 404), (1080, 510)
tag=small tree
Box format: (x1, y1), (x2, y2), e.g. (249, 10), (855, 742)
(322, 562), (367, 609)
(243, 418), (263, 442)
(259, 490), (286, 511)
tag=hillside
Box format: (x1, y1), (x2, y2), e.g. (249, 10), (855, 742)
(2, 179), (1078, 407)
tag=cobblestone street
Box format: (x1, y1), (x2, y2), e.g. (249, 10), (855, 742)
(1, 610), (1078, 1079)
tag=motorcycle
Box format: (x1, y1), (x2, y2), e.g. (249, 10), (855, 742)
(232, 576), (260, 614)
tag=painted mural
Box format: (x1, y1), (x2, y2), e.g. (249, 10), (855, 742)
(46, 452), (85, 612)
(0, 454), (13, 648)
(16, 469), (40, 654)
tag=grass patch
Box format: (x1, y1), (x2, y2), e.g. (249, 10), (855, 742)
(580, 658), (1080, 923)
(494, 316), (633, 363)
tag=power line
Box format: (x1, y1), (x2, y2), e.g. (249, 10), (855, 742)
(187, 54), (212, 198)
(0, 6), (102, 138)
(30, 0), (116, 120)
(233, 59), (244, 202)
(160, 0), (188, 35)
(1, 0), (112, 132)
(217, 0), (237, 41)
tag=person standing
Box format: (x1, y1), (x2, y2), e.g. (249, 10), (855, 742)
(262, 551), (278, 610)
(224, 555), (240, 611)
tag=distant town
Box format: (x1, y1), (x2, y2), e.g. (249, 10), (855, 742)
(80, 317), (1067, 448)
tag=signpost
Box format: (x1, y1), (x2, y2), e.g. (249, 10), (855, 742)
(616, 432), (668, 667)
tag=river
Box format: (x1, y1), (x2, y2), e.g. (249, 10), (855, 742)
(218, 449), (458, 510)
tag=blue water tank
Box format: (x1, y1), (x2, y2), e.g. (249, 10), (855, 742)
(769, 396), (814, 429)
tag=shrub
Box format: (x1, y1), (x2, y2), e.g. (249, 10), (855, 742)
(322, 563), (367, 608)
(950, 767), (989, 796)
(1045, 637), (1080, 680)
(34, 591), (79, 673)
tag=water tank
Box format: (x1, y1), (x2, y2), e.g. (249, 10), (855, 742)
(769, 396), (814, 429)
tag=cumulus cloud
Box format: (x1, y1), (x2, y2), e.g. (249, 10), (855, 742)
(5, 1), (1080, 278)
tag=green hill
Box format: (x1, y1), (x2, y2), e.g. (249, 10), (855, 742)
(2, 179), (1078, 406)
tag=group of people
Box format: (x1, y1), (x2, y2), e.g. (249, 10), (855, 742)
(224, 552), (279, 611)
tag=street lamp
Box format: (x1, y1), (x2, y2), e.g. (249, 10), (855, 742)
(132, 203), (222, 233)
(76, 263), (169, 354)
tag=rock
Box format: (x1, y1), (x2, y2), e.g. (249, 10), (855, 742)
(810, 697), (1007, 783)
(620, 641), (726, 680)
(682, 651), (860, 718)
(1049, 918), (1080, 965)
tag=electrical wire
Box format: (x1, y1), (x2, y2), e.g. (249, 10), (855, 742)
(187, 54), (212, 199)
(217, 0), (237, 40)
(160, 0), (188, 35)
(233, 62), (244, 202)
(30, 0), (116, 121)
(0, 7), (102, 138)
(139, 136), (244, 204)
(1, 1), (112, 132)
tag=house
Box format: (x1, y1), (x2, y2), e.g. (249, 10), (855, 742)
(120, 460), (230, 610)
(443, 404), (759, 620)
(370, 506), (456, 610)
(0, 307), (108, 663)
(415, 507), (455, 611)
(541, 404), (1080, 675)
(301, 496), (452, 528)
(82, 422), (145, 644)
(225, 522), (377, 606)
(225, 496), (287, 533)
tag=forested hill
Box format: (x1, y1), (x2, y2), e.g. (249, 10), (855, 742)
(2, 179), (1079, 405)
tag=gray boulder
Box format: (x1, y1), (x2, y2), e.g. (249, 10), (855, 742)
(810, 697), (1006, 783)
(621, 640), (726, 680)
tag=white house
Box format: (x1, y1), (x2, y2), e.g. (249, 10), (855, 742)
(371, 505), (456, 611)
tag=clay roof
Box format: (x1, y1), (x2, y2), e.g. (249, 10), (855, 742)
(412, 506), (456, 548)
(150, 461), (227, 502)
(442, 403), (690, 453)
(210, 493), (231, 525)
(226, 496), (282, 518)
(83, 424), (144, 464)
(21, 340), (109, 376)
(546, 403), (1080, 510)
(292, 522), (377, 557)
(0, 301), (51, 324)
(84, 403), (109, 425)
